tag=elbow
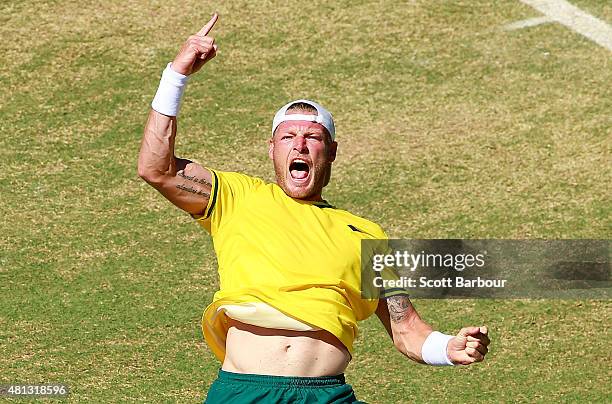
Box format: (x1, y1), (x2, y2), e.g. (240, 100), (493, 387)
(137, 163), (161, 185)
(137, 152), (150, 181)
(137, 164), (152, 182)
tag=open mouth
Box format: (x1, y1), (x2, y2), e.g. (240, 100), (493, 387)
(289, 159), (310, 181)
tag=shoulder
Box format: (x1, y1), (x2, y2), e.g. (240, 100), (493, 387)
(192, 169), (268, 232)
(208, 169), (268, 200)
(327, 207), (387, 239)
(211, 169), (267, 188)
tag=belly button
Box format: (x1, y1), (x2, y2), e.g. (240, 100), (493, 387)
(284, 345), (291, 352)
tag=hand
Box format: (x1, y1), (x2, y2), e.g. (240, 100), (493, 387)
(447, 326), (490, 365)
(171, 13), (219, 76)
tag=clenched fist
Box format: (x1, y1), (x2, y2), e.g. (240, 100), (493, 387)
(447, 326), (490, 365)
(171, 13), (219, 76)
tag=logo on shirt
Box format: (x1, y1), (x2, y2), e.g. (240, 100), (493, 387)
(348, 224), (370, 234)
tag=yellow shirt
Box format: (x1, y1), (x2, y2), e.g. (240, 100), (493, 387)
(193, 169), (386, 361)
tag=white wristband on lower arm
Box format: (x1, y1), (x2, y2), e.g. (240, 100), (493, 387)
(151, 63), (189, 117)
(421, 331), (455, 366)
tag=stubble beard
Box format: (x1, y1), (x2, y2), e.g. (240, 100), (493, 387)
(273, 160), (329, 201)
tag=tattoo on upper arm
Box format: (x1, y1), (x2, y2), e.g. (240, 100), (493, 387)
(176, 184), (210, 197)
(387, 295), (411, 323)
(177, 171), (212, 187)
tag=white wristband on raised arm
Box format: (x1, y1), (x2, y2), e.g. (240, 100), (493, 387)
(151, 63), (189, 117)
(421, 331), (455, 366)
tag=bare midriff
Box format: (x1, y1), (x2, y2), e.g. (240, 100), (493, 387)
(222, 318), (351, 377)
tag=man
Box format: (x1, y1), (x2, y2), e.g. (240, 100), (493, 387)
(138, 14), (490, 403)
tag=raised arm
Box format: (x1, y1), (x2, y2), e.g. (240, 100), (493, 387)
(376, 295), (490, 365)
(138, 14), (219, 215)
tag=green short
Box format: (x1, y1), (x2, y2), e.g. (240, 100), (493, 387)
(204, 370), (364, 404)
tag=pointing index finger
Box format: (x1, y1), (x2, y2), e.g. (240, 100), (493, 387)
(197, 13), (219, 36)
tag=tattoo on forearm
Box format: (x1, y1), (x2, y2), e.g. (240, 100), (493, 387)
(387, 295), (410, 323)
(177, 171), (212, 187)
(176, 184), (210, 197)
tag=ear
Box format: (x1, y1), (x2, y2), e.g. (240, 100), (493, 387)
(328, 141), (338, 163)
(268, 138), (274, 160)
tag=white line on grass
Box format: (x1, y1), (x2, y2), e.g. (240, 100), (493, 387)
(504, 16), (553, 31)
(514, 0), (612, 51)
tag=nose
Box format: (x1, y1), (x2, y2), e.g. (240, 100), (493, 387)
(293, 135), (308, 153)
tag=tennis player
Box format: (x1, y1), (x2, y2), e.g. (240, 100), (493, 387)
(138, 14), (490, 403)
